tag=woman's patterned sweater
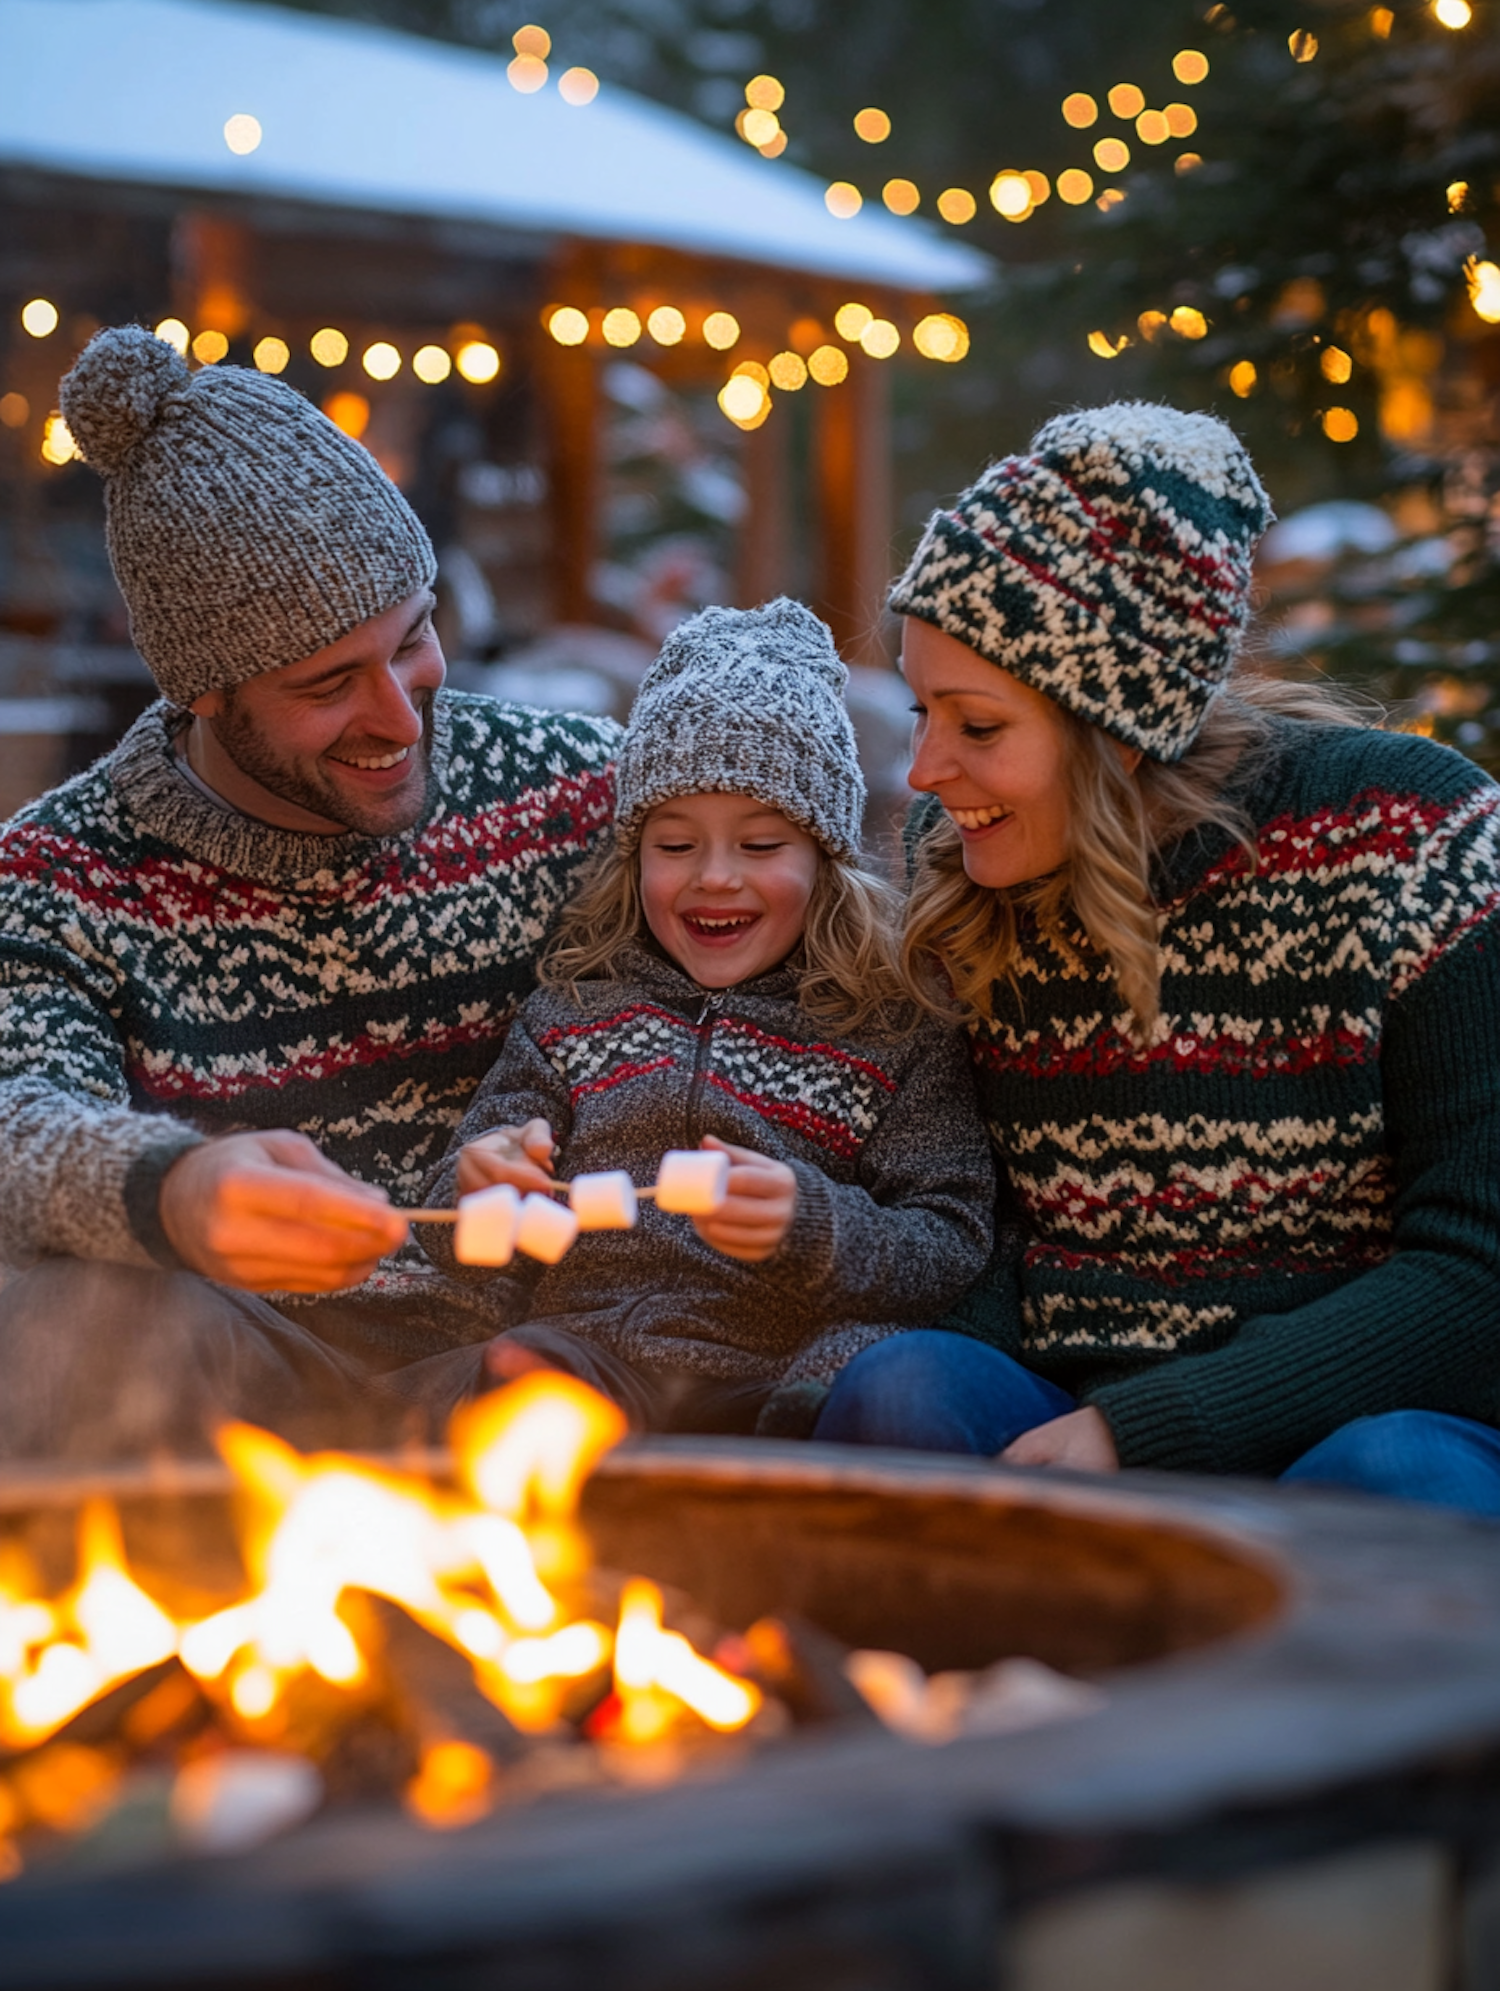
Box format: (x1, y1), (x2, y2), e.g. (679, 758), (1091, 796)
(962, 718), (1500, 1474)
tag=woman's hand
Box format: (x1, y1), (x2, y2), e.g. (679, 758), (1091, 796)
(455, 1119), (557, 1197)
(694, 1136), (797, 1262)
(999, 1406), (1120, 1473)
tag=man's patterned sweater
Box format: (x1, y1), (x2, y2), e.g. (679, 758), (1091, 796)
(961, 718), (1500, 1475)
(420, 942), (995, 1385)
(0, 691), (618, 1349)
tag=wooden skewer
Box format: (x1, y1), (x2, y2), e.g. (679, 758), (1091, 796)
(402, 1183), (662, 1223)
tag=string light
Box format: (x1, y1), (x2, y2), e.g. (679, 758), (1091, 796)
(513, 25), (550, 54)
(192, 330), (229, 365)
(718, 375), (769, 428)
(912, 313), (969, 362)
(252, 337), (290, 375)
(738, 108), (781, 146)
(456, 340), (501, 381)
(883, 179), (920, 214)
(936, 188), (977, 223)
(1175, 152), (1203, 175)
(834, 302), (873, 340)
(1062, 93), (1098, 127)
(759, 131), (788, 158)
(1025, 170), (1051, 205)
(0, 393), (28, 428)
(223, 114), (262, 155)
(1228, 360), (1257, 397)
(547, 307), (589, 346)
(1170, 305), (1208, 338)
(1370, 5), (1394, 31)
(1097, 187), (1127, 210)
(323, 391), (369, 439)
(558, 68), (599, 105)
(1088, 330), (1130, 357)
(1094, 137), (1130, 171)
(310, 327), (349, 367)
(600, 309), (641, 349)
(807, 344), (849, 385)
(154, 318), (190, 355)
(1172, 50), (1209, 83)
(414, 345), (452, 383)
(860, 318), (900, 358)
(853, 108), (891, 142)
(769, 351), (808, 389)
(825, 182), (863, 218)
(40, 413), (77, 465)
(703, 312), (741, 351)
(1466, 258), (1500, 323)
(745, 75), (785, 111)
(1448, 180), (1470, 211)
(362, 341), (401, 380)
(1107, 84), (1145, 117)
(1057, 168), (1094, 204)
(1320, 346), (1353, 383)
(990, 171), (1033, 219)
(1288, 29), (1319, 60)
(732, 359), (771, 388)
(1137, 310), (1168, 341)
(647, 306), (686, 346)
(1433, 0), (1471, 23)
(20, 299), (58, 338)
(1165, 103), (1198, 137)
(509, 53), (547, 91)
(1322, 407), (1359, 441)
(1136, 110), (1170, 145)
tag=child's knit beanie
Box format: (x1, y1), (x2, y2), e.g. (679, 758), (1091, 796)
(614, 598), (865, 861)
(889, 402), (1273, 762)
(60, 324), (436, 707)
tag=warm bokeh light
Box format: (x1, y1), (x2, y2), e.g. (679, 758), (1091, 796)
(1137, 309), (1168, 341)
(413, 344), (452, 384)
(936, 187), (977, 223)
(860, 318), (900, 358)
(758, 131), (788, 158)
(192, 329), (229, 365)
(547, 306), (590, 347)
(1164, 103), (1198, 138)
(1097, 187), (1127, 211)
(883, 178), (920, 214)
(702, 311), (741, 351)
(1170, 305), (1208, 338)
(647, 306), (686, 346)
(40, 414), (77, 465)
(834, 301), (873, 340)
(310, 327), (349, 367)
(558, 67), (599, 106)
(745, 74), (785, 111)
(1228, 360), (1258, 397)
(1025, 170), (1051, 205)
(1434, 0), (1472, 23)
(1322, 407), (1359, 441)
(0, 393), (27, 429)
(1175, 152), (1203, 175)
(1094, 137), (1130, 171)
(600, 309), (641, 349)
(223, 114), (262, 155)
(1107, 83), (1145, 118)
(740, 107), (780, 147)
(1448, 180), (1470, 211)
(1136, 109), (1170, 145)
(808, 344), (849, 386)
(1088, 330), (1130, 358)
(718, 374), (769, 428)
(1172, 49), (1210, 83)
(1057, 168), (1095, 204)
(1466, 258), (1500, 323)
(252, 337), (289, 375)
(20, 299), (57, 339)
(732, 359), (771, 388)
(912, 313), (969, 362)
(1320, 345), (1353, 383)
(990, 171), (1033, 218)
(1289, 29), (1319, 60)
(825, 181), (863, 218)
(854, 108), (891, 142)
(513, 22), (550, 54)
(154, 318), (190, 355)
(1371, 4), (1394, 30)
(509, 53), (548, 91)
(456, 340), (501, 382)
(768, 350), (808, 389)
(788, 316), (823, 352)
(1062, 92), (1099, 128)
(361, 342), (400, 381)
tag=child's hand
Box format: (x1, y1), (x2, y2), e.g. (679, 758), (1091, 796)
(693, 1136), (797, 1262)
(455, 1118), (557, 1198)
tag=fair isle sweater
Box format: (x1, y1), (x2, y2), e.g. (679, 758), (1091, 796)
(420, 943), (995, 1386)
(0, 691), (618, 1349)
(956, 719), (1500, 1475)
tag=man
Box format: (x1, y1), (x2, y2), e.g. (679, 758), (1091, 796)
(0, 324), (617, 1454)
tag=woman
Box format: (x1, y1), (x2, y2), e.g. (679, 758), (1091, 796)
(817, 402), (1500, 1516)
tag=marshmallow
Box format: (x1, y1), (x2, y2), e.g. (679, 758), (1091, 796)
(454, 1183), (522, 1266)
(654, 1149), (731, 1216)
(568, 1170), (639, 1231)
(515, 1191), (580, 1264)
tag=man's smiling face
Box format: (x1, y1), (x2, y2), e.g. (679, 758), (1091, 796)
(188, 590), (445, 837)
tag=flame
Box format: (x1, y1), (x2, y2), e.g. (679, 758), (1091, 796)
(610, 1579), (762, 1741)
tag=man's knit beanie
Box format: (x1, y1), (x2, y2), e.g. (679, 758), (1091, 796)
(614, 598), (864, 862)
(60, 324), (436, 706)
(889, 402), (1273, 762)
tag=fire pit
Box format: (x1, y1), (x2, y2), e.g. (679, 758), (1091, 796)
(1, 1433), (1499, 1990)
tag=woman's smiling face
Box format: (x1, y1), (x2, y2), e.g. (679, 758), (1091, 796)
(639, 791), (821, 987)
(902, 617), (1075, 889)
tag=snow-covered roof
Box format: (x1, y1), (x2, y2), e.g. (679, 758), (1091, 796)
(0, 0), (992, 292)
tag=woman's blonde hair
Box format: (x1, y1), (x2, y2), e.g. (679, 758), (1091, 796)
(902, 668), (1376, 1041)
(543, 824), (919, 1039)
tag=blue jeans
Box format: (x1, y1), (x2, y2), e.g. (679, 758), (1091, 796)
(811, 1330), (1500, 1520)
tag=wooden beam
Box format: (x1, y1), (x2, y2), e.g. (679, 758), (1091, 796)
(813, 357), (893, 665)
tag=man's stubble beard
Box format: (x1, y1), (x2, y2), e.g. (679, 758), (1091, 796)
(212, 691), (438, 837)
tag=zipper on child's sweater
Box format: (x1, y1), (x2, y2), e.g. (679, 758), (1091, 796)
(686, 989), (724, 1148)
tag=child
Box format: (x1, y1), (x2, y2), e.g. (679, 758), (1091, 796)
(417, 598), (994, 1438)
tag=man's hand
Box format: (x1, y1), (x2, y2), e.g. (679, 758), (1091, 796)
(159, 1130), (408, 1294)
(455, 1119), (557, 1198)
(999, 1407), (1120, 1473)
(693, 1136), (797, 1263)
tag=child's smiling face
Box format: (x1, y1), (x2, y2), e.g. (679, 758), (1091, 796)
(639, 792), (822, 988)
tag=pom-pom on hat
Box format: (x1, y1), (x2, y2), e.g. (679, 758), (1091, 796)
(614, 598), (865, 862)
(888, 402), (1273, 762)
(60, 324), (436, 707)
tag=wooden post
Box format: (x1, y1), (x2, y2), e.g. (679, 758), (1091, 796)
(814, 355), (893, 665)
(536, 336), (598, 626)
(735, 409), (789, 608)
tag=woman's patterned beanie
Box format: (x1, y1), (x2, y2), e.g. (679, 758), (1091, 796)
(889, 402), (1273, 762)
(60, 324), (436, 706)
(614, 597), (865, 861)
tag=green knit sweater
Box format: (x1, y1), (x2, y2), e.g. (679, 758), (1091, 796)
(957, 718), (1500, 1475)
